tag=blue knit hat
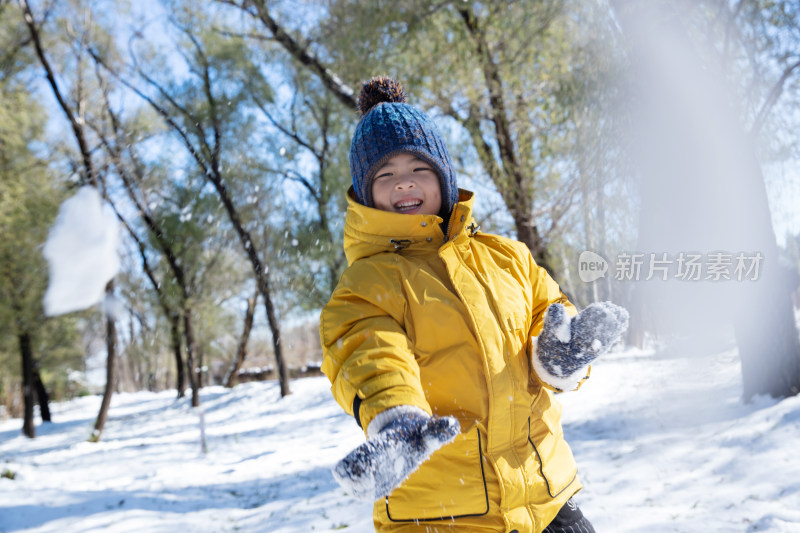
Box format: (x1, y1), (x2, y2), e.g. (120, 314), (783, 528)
(349, 76), (458, 220)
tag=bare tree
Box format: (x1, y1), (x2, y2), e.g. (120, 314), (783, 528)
(19, 0), (120, 440)
(249, 74), (348, 302)
(88, 19), (291, 396)
(89, 72), (202, 402)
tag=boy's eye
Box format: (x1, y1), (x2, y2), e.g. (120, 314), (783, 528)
(375, 172), (392, 180)
(413, 167), (431, 173)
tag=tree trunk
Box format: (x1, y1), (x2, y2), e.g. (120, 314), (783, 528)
(226, 293), (257, 388)
(732, 165), (800, 400)
(597, 175), (612, 302)
(33, 367), (51, 423)
(579, 127), (600, 304)
(19, 332), (35, 439)
(559, 246), (579, 308)
(91, 282), (118, 442)
(183, 306), (200, 407)
(197, 345), (204, 388)
(626, 285), (646, 349)
(513, 211), (554, 275)
(736, 273), (800, 399)
(260, 284), (290, 396)
(169, 311), (185, 397)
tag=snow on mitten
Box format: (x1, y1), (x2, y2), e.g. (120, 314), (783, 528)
(532, 301), (629, 391)
(332, 406), (460, 500)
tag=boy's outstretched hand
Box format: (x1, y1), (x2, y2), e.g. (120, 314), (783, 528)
(532, 301), (629, 392)
(332, 408), (460, 501)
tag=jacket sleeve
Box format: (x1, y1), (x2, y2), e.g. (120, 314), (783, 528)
(319, 260), (432, 436)
(523, 250), (587, 391)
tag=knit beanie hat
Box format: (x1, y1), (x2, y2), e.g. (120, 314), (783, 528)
(349, 76), (458, 220)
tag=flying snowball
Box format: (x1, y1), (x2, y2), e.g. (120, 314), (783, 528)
(43, 186), (120, 316)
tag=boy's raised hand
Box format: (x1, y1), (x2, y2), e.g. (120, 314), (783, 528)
(532, 301), (629, 391)
(332, 408), (460, 501)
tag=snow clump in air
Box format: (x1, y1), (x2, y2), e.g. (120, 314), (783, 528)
(43, 186), (120, 316)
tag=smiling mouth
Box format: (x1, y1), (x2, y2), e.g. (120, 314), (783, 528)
(394, 199), (422, 212)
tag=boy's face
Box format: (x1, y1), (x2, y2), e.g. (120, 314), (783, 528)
(371, 153), (442, 216)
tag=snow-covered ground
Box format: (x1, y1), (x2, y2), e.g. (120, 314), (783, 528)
(2, 343), (800, 532)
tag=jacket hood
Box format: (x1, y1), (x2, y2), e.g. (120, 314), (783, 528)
(343, 187), (476, 265)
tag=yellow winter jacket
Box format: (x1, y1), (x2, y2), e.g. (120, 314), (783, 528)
(320, 189), (581, 532)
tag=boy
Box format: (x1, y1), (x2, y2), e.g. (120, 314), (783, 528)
(320, 76), (628, 533)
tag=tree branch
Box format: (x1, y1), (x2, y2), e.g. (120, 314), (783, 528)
(19, 0), (96, 186)
(749, 58), (800, 137)
(457, 5), (527, 206)
(282, 169), (320, 203)
(445, 101), (505, 196)
(219, 0), (358, 111)
(721, 0), (746, 68)
(88, 47), (212, 180)
(179, 24), (223, 175)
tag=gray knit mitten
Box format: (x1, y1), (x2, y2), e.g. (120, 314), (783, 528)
(532, 301), (629, 391)
(332, 407), (459, 501)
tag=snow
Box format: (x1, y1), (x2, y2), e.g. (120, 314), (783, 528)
(2, 344), (800, 532)
(555, 315), (572, 343)
(0, 379), (372, 532)
(42, 186), (120, 316)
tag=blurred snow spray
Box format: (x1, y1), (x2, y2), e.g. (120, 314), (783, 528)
(608, 1), (800, 399)
(43, 186), (120, 316)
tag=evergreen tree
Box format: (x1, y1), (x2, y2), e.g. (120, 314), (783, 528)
(0, 10), (81, 435)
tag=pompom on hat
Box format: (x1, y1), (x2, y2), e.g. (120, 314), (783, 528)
(349, 76), (458, 221)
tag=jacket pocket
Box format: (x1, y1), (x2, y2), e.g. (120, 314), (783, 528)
(527, 389), (578, 498)
(385, 426), (490, 522)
